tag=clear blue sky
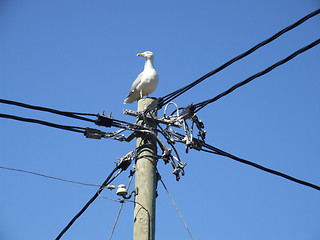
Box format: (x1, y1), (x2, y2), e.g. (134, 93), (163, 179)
(1, 1), (320, 239)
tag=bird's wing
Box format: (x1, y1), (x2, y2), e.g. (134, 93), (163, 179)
(129, 72), (144, 93)
(123, 72), (144, 104)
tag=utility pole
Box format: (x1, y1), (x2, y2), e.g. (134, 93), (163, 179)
(133, 98), (158, 240)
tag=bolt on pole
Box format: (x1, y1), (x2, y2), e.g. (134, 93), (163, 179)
(133, 98), (158, 240)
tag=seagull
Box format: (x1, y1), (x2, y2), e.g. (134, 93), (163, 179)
(124, 51), (159, 104)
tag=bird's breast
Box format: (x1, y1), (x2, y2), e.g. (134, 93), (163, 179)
(137, 70), (159, 95)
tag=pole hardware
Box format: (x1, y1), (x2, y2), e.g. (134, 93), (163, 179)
(95, 113), (113, 127)
(124, 108), (181, 128)
(84, 127), (104, 139)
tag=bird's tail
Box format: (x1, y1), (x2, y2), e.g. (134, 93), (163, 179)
(123, 92), (137, 104)
(123, 97), (132, 104)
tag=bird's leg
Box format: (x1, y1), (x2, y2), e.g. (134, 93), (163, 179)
(140, 90), (143, 99)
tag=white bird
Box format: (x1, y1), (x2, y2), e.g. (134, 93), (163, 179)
(124, 51), (159, 104)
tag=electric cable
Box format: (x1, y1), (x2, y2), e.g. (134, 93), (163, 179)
(55, 166), (122, 240)
(107, 171), (135, 240)
(149, 113), (182, 163)
(157, 8), (320, 107)
(0, 99), (96, 123)
(99, 198), (150, 240)
(0, 105), (152, 140)
(113, 118), (152, 132)
(0, 113), (86, 133)
(159, 175), (195, 240)
(193, 38), (320, 112)
(0, 166), (100, 187)
(109, 202), (124, 240)
(98, 195), (120, 202)
(0, 98), (160, 139)
(145, 112), (185, 179)
(0, 113), (134, 142)
(0, 98), (147, 131)
(202, 143), (320, 191)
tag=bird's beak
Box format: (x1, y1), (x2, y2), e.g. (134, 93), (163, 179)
(137, 53), (144, 57)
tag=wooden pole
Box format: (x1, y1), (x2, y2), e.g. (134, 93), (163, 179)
(133, 98), (158, 240)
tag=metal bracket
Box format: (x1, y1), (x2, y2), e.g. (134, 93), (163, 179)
(145, 97), (163, 112)
(117, 151), (136, 171)
(177, 104), (195, 121)
(125, 131), (139, 142)
(95, 113), (113, 128)
(123, 187), (138, 199)
(123, 109), (181, 128)
(84, 127), (104, 139)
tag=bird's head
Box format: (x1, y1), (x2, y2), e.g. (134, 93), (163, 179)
(137, 51), (154, 59)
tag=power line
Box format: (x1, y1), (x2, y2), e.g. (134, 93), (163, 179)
(0, 98), (96, 123)
(109, 202), (124, 240)
(156, 8), (320, 108)
(55, 154), (134, 240)
(159, 176), (195, 240)
(0, 113), (86, 133)
(146, 112), (186, 180)
(0, 166), (100, 187)
(99, 195), (151, 240)
(0, 113), (135, 142)
(108, 172), (135, 240)
(0, 98), (152, 132)
(202, 143), (320, 191)
(193, 38), (320, 112)
(56, 167), (122, 240)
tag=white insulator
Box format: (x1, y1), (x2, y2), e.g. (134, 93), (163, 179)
(116, 184), (128, 197)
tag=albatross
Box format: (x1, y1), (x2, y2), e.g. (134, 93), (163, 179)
(124, 51), (159, 104)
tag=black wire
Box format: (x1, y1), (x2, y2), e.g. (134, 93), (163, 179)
(194, 38), (320, 112)
(0, 166), (100, 187)
(99, 197), (151, 240)
(0, 99), (152, 132)
(108, 202), (124, 240)
(0, 113), (86, 133)
(147, 112), (182, 168)
(202, 143), (320, 191)
(0, 99), (96, 123)
(159, 8), (320, 107)
(112, 119), (150, 131)
(55, 166), (121, 240)
(199, 147), (220, 155)
(158, 176), (195, 240)
(107, 171), (135, 240)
